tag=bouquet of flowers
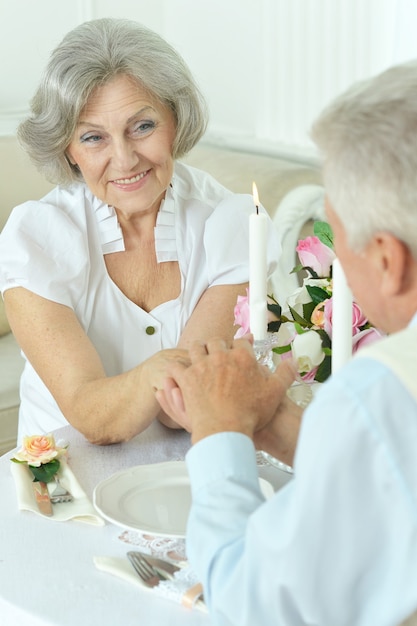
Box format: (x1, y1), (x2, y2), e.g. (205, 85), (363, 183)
(11, 434), (68, 483)
(234, 221), (382, 382)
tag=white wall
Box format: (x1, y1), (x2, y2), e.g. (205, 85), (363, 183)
(1, 0), (416, 162)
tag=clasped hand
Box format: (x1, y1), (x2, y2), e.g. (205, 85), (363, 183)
(156, 337), (300, 456)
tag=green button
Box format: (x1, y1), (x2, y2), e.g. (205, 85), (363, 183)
(145, 326), (156, 335)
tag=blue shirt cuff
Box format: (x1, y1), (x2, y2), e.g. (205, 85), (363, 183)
(185, 432), (260, 495)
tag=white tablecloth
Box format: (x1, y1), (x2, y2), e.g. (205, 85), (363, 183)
(0, 421), (291, 626)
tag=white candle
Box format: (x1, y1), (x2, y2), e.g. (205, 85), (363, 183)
(331, 258), (353, 374)
(249, 182), (268, 341)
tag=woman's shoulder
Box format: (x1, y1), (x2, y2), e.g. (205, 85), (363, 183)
(7, 182), (95, 227)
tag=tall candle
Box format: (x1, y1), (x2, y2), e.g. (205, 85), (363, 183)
(331, 258), (353, 374)
(249, 182), (268, 341)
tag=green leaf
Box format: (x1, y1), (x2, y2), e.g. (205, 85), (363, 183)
(315, 355), (332, 382)
(29, 459), (60, 483)
(314, 221), (334, 249)
(272, 344), (292, 355)
(267, 320), (282, 333)
(10, 458), (26, 464)
(267, 302), (282, 318)
(305, 284), (331, 304)
(288, 305), (310, 327)
(290, 263), (304, 274)
(302, 300), (316, 322)
(316, 328), (332, 349)
(303, 266), (320, 279)
(294, 322), (306, 334)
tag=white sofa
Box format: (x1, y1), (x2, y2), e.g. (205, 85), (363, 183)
(0, 136), (321, 455)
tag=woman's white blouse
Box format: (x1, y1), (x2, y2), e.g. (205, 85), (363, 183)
(0, 161), (279, 438)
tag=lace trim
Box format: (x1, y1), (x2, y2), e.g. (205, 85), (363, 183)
(94, 202), (125, 254)
(154, 186), (178, 263)
(93, 186), (178, 262)
(118, 530), (187, 562)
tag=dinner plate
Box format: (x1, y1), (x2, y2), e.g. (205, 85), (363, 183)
(93, 461), (274, 538)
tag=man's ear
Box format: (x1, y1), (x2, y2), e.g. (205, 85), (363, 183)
(373, 233), (411, 297)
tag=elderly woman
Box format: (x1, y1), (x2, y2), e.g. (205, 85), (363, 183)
(0, 18), (278, 445)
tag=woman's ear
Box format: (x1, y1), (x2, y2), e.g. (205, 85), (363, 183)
(373, 233), (411, 297)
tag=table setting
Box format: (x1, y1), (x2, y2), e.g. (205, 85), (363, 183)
(0, 419), (292, 626)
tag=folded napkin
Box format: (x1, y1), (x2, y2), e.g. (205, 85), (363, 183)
(11, 458), (104, 525)
(94, 556), (207, 613)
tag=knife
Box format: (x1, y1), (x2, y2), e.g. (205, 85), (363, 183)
(32, 481), (53, 516)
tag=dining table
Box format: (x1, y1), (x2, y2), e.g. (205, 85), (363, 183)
(0, 420), (292, 626)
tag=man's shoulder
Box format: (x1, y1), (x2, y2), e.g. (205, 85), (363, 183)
(354, 325), (417, 402)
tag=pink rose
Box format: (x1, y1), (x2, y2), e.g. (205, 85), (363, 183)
(234, 290), (250, 338)
(14, 434), (66, 467)
(352, 327), (384, 353)
(351, 303), (367, 335)
(323, 298), (368, 338)
(296, 236), (336, 277)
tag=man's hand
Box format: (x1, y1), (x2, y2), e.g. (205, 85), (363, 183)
(156, 337), (297, 444)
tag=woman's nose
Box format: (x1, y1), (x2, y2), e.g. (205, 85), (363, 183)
(111, 138), (139, 171)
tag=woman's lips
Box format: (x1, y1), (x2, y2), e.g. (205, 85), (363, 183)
(111, 169), (150, 189)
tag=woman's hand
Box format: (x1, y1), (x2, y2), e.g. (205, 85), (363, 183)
(142, 348), (191, 429)
(156, 337), (298, 443)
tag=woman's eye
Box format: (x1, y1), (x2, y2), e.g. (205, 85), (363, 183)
(133, 120), (155, 134)
(80, 134), (103, 143)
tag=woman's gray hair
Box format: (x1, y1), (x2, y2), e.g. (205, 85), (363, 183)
(311, 60), (417, 257)
(18, 18), (208, 185)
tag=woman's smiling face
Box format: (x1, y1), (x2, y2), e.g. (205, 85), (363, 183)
(66, 74), (177, 218)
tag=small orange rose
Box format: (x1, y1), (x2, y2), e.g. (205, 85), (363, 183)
(13, 434), (67, 467)
(311, 302), (326, 328)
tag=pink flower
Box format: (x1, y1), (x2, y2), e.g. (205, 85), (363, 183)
(322, 298), (368, 338)
(352, 327), (384, 353)
(351, 302), (367, 335)
(296, 236), (336, 277)
(234, 290), (280, 338)
(234, 290), (250, 338)
(13, 434), (67, 467)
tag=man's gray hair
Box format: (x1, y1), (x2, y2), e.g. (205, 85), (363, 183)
(311, 60), (417, 256)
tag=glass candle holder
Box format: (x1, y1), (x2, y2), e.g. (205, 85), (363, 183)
(253, 335), (315, 475)
(253, 335), (278, 371)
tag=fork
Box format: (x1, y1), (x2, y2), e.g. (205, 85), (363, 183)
(50, 475), (74, 503)
(127, 552), (165, 588)
(127, 551), (205, 606)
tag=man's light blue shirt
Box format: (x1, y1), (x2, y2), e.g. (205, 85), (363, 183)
(186, 320), (417, 625)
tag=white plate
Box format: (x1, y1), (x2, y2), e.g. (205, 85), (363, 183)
(93, 461), (274, 538)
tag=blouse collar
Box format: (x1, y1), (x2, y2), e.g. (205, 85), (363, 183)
(93, 180), (178, 262)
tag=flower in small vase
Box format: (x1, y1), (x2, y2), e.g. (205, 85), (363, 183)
(11, 434), (68, 483)
(233, 221), (383, 383)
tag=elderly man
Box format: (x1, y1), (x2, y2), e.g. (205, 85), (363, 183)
(156, 61), (417, 626)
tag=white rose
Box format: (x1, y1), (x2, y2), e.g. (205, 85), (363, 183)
(292, 330), (325, 373)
